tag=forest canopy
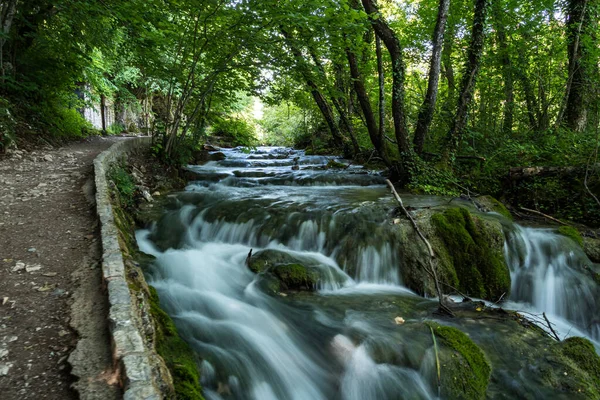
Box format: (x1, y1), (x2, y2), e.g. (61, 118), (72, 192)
(0, 0), (599, 223)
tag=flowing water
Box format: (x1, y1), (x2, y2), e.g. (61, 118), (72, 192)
(137, 147), (599, 399)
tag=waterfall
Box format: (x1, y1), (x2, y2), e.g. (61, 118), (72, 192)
(504, 225), (600, 340)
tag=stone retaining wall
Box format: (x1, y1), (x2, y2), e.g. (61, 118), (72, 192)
(93, 137), (161, 399)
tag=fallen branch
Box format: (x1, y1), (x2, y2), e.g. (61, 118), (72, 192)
(385, 179), (453, 316)
(543, 312), (561, 341)
(519, 207), (569, 226)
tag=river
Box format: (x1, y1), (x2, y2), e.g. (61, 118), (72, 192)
(136, 147), (599, 399)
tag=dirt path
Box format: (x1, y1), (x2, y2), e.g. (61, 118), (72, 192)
(0, 136), (128, 400)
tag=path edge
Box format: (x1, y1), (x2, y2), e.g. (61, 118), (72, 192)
(93, 137), (160, 399)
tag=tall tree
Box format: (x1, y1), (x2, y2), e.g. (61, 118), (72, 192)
(560, 0), (592, 131)
(413, 0), (451, 154)
(361, 0), (413, 169)
(443, 0), (489, 162)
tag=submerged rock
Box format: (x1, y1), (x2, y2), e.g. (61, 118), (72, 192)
(248, 249), (346, 292)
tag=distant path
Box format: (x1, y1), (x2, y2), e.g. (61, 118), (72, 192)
(0, 136), (130, 400)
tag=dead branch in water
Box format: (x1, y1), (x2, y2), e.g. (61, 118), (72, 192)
(385, 179), (454, 316)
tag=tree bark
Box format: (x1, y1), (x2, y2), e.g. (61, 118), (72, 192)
(281, 28), (345, 149)
(1, 0), (18, 81)
(361, 0), (413, 164)
(561, 0), (590, 132)
(307, 46), (360, 155)
(413, 0), (450, 154)
(376, 35), (386, 150)
(492, 1), (514, 136)
(346, 49), (390, 166)
(443, 0), (489, 163)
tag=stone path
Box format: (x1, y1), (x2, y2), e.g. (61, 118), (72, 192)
(0, 136), (126, 400)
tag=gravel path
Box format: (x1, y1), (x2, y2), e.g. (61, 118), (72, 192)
(0, 136), (127, 399)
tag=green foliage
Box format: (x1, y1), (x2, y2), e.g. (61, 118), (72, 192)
(0, 97), (16, 151)
(429, 323), (491, 400)
(210, 117), (257, 147)
(108, 166), (136, 208)
(148, 286), (204, 400)
(107, 122), (125, 136)
(407, 159), (461, 197)
(557, 226), (584, 247)
(432, 207), (511, 300)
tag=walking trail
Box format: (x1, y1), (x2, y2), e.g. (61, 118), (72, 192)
(0, 136), (129, 400)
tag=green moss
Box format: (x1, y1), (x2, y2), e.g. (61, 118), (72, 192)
(272, 263), (319, 290)
(430, 323), (491, 400)
(325, 159), (346, 169)
(149, 286), (204, 399)
(432, 207), (510, 300)
(562, 337), (600, 384)
(558, 226), (584, 247)
(478, 195), (513, 220)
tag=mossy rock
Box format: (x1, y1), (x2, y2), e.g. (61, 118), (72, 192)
(271, 263), (320, 290)
(584, 237), (600, 263)
(149, 286), (204, 400)
(431, 207), (510, 301)
(558, 226), (584, 247)
(325, 159), (346, 169)
(430, 323), (491, 400)
(475, 195), (513, 220)
(561, 337), (600, 386)
(247, 249), (303, 274)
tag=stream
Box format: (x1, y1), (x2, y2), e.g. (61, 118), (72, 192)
(136, 147), (599, 399)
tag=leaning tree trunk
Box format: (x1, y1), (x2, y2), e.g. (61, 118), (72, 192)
(560, 0), (590, 132)
(443, 0), (489, 164)
(361, 0), (415, 177)
(281, 28), (345, 149)
(307, 46), (360, 156)
(413, 0), (451, 154)
(346, 49), (390, 166)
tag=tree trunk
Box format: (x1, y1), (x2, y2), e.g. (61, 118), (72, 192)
(346, 49), (390, 166)
(443, 0), (489, 163)
(308, 46), (360, 155)
(561, 0), (590, 132)
(413, 0), (450, 154)
(492, 1), (514, 136)
(1, 0), (18, 81)
(376, 35), (386, 150)
(100, 94), (107, 135)
(361, 0), (415, 179)
(281, 28), (345, 148)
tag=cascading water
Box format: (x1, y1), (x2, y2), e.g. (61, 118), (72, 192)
(503, 225), (600, 340)
(138, 146), (599, 399)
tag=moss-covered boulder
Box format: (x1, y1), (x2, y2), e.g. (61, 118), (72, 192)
(431, 207), (510, 301)
(248, 249), (347, 292)
(429, 323), (491, 400)
(271, 263), (320, 290)
(583, 237), (600, 263)
(561, 337), (600, 386)
(558, 226), (584, 247)
(475, 195), (513, 220)
(247, 249), (303, 274)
